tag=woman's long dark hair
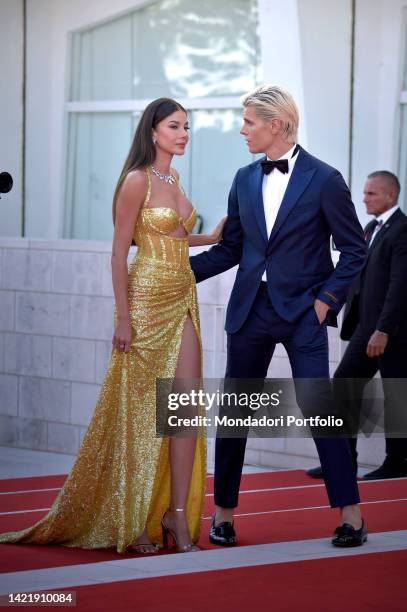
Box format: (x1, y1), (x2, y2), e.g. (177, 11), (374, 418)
(112, 98), (187, 224)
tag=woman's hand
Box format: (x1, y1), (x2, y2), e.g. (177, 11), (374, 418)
(188, 216), (228, 247)
(209, 216), (227, 244)
(112, 317), (132, 352)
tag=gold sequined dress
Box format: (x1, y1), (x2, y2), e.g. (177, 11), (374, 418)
(0, 169), (206, 553)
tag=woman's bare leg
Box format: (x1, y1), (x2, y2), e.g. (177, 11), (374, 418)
(166, 314), (201, 548)
(132, 315), (201, 551)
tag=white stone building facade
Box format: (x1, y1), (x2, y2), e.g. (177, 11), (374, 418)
(0, 0), (405, 467)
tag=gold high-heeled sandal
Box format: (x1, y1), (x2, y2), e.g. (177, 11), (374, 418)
(161, 508), (201, 553)
(128, 542), (159, 554)
(128, 529), (159, 554)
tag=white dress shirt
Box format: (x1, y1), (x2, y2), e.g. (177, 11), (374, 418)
(261, 144), (299, 281)
(369, 203), (400, 246)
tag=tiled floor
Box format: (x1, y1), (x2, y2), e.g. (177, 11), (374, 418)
(0, 445), (372, 479)
(0, 447), (76, 479)
(0, 446), (274, 479)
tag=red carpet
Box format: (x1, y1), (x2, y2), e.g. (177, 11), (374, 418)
(58, 550), (407, 612)
(0, 471), (406, 573)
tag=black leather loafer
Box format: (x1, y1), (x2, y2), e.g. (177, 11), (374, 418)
(363, 464), (407, 480)
(306, 466), (324, 478)
(332, 520), (367, 547)
(209, 514), (236, 546)
(307, 462), (358, 479)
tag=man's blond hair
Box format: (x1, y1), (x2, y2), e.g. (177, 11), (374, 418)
(242, 85), (299, 143)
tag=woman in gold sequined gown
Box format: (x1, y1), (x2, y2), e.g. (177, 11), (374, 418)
(0, 98), (225, 554)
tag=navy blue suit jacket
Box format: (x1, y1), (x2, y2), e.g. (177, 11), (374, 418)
(190, 146), (367, 334)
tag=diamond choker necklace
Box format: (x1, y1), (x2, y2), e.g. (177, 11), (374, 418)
(151, 165), (176, 185)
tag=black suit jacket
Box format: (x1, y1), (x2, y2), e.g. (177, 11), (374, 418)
(341, 208), (407, 341)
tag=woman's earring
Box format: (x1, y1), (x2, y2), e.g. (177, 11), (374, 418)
(153, 137), (157, 145)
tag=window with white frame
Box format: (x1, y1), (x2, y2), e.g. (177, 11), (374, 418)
(65, 0), (260, 240)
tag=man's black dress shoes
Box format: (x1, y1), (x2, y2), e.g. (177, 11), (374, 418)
(306, 466), (324, 478)
(209, 515), (236, 546)
(306, 461), (358, 479)
(363, 463), (407, 480)
(332, 520), (368, 547)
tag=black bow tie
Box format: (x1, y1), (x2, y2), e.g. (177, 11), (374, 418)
(261, 159), (289, 175)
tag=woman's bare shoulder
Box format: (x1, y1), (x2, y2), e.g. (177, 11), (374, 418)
(170, 167), (180, 180)
(122, 168), (148, 190)
(115, 170), (149, 220)
(118, 169), (148, 206)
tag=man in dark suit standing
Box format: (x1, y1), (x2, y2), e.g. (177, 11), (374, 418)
(307, 171), (407, 480)
(190, 85), (368, 547)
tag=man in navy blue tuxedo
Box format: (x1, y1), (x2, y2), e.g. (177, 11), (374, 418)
(190, 85), (368, 547)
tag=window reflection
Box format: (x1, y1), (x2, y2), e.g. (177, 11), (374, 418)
(185, 109), (251, 232)
(71, 0), (258, 101)
(67, 0), (259, 239)
(67, 113), (134, 240)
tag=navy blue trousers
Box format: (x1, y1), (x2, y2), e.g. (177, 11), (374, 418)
(215, 283), (360, 509)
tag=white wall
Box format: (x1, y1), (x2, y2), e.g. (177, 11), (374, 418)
(259, 0), (352, 179)
(260, 0), (407, 221)
(352, 0), (406, 223)
(298, 0), (352, 179)
(258, 0), (307, 145)
(0, 0), (23, 236)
